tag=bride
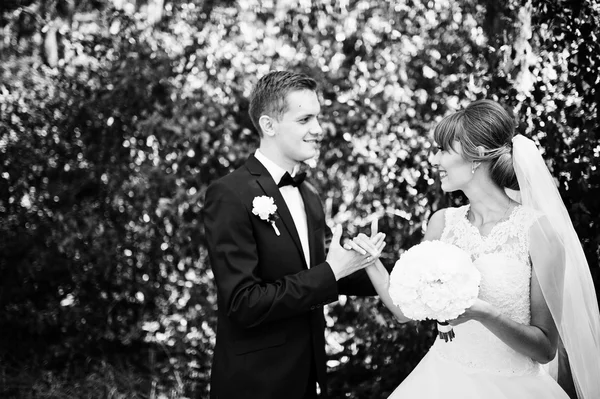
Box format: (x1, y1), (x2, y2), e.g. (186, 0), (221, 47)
(353, 100), (600, 399)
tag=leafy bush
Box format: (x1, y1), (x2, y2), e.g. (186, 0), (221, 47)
(1, 0), (598, 397)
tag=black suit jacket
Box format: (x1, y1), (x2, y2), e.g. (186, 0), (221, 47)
(203, 155), (377, 399)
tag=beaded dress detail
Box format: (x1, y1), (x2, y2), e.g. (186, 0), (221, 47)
(388, 205), (569, 399)
(429, 205), (542, 376)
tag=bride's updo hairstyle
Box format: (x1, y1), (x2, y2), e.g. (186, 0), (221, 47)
(433, 99), (519, 190)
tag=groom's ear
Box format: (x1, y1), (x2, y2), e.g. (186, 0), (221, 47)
(259, 115), (276, 137)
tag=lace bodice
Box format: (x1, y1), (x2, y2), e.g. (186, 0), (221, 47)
(430, 205), (544, 376)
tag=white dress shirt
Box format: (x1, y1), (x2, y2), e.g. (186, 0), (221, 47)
(255, 150), (311, 268)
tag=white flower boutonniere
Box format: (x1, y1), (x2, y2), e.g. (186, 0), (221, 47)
(252, 195), (280, 236)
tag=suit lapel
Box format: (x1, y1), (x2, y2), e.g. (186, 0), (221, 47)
(246, 155), (305, 262)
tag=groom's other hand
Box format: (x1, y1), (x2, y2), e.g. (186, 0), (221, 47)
(327, 225), (374, 281)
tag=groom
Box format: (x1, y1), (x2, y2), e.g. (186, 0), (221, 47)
(203, 71), (384, 399)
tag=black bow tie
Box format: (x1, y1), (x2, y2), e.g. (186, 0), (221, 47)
(278, 172), (306, 188)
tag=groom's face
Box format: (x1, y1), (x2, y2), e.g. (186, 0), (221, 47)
(271, 89), (323, 164)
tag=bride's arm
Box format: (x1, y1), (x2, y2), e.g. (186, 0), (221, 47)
(364, 260), (410, 323)
(360, 209), (448, 324)
(454, 218), (561, 364)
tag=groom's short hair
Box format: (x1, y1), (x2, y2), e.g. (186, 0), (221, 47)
(248, 71), (318, 137)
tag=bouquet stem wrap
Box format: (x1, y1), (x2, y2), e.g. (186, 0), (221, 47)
(437, 321), (455, 342)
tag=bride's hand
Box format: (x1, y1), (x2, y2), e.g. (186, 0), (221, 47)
(345, 232), (386, 263)
(449, 298), (493, 327)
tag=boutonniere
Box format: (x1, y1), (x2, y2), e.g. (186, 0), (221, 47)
(252, 196), (280, 236)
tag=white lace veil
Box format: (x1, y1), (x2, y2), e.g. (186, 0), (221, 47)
(511, 135), (600, 399)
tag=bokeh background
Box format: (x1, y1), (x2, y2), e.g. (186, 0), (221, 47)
(1, 0), (599, 397)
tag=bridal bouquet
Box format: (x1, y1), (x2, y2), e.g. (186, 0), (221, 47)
(388, 240), (480, 342)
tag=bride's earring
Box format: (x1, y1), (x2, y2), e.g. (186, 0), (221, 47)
(471, 163), (476, 174)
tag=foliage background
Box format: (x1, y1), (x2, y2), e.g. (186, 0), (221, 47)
(1, 0), (599, 397)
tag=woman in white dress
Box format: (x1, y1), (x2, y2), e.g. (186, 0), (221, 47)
(353, 100), (600, 399)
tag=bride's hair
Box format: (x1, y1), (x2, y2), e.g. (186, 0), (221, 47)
(434, 99), (519, 190)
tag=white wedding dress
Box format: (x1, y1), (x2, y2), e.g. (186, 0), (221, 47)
(388, 205), (569, 399)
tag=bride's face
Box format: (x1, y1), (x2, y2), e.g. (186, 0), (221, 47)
(430, 140), (473, 192)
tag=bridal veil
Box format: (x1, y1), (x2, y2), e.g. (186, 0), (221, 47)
(511, 135), (600, 399)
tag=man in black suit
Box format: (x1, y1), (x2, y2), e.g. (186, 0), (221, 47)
(203, 71), (384, 399)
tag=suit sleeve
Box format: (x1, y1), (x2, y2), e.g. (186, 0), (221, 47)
(203, 180), (339, 329)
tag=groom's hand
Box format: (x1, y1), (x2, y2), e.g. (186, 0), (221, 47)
(326, 225), (375, 281)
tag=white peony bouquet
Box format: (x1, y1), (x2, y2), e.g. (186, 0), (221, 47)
(388, 240), (480, 342)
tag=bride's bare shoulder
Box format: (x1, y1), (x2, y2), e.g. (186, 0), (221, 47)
(423, 208), (448, 241)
